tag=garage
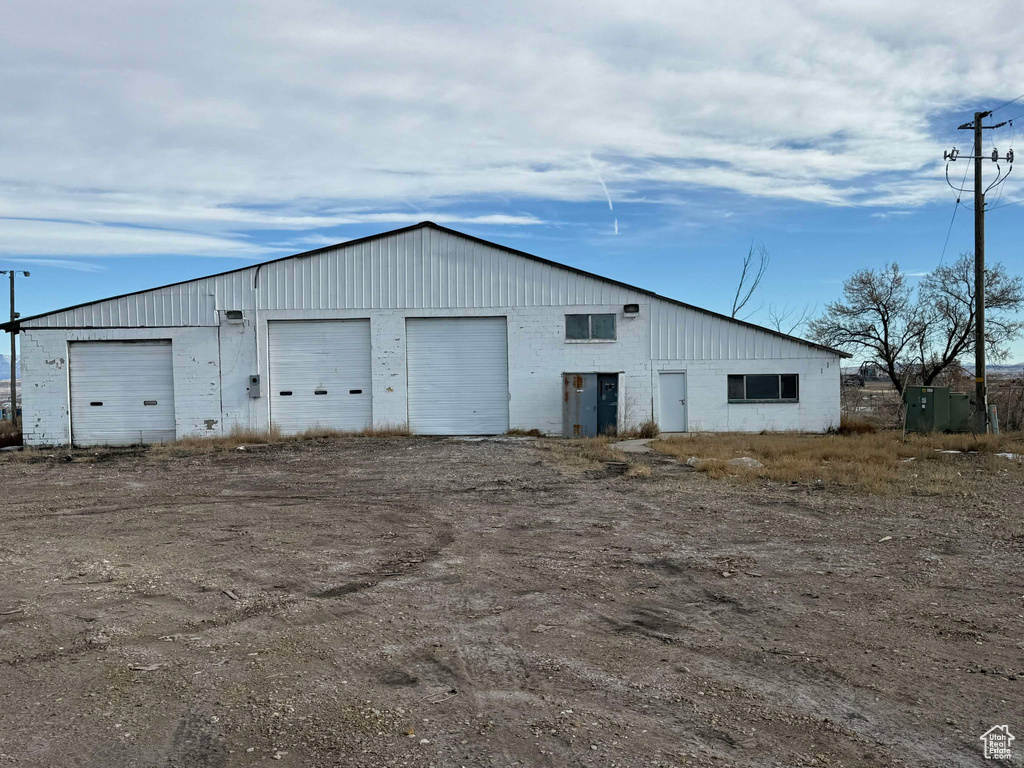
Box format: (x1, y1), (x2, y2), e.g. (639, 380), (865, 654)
(406, 317), (509, 435)
(268, 320), (372, 434)
(69, 341), (176, 446)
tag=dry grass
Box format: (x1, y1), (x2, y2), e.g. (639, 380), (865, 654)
(506, 428), (543, 437)
(624, 463), (653, 479)
(153, 423), (411, 455)
(0, 421), (22, 449)
(545, 436), (622, 471)
(653, 430), (1024, 494)
(836, 415), (877, 435)
(619, 420), (660, 439)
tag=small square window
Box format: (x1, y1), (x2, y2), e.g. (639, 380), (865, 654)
(591, 314), (616, 340)
(566, 314), (589, 339)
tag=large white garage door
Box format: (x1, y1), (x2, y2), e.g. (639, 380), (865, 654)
(69, 341), (176, 446)
(268, 320), (372, 434)
(406, 317), (509, 435)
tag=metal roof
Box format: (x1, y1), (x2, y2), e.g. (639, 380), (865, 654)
(1, 221), (848, 357)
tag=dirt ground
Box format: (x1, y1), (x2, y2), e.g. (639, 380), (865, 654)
(0, 437), (1021, 768)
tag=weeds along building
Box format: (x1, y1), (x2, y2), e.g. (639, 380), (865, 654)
(3, 222), (847, 446)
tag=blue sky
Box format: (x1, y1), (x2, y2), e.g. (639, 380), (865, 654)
(2, 1), (1023, 361)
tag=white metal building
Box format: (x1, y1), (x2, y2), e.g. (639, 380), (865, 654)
(3, 222), (847, 446)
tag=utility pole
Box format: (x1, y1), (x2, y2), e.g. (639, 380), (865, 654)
(0, 270), (29, 426)
(973, 111), (987, 431)
(944, 112), (1014, 432)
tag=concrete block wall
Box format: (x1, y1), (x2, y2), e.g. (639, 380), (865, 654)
(247, 304), (653, 435)
(654, 356), (841, 432)
(19, 304), (841, 445)
(505, 304), (652, 433)
(20, 327), (221, 446)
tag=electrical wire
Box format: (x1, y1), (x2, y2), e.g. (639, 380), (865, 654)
(990, 92), (1024, 114)
(991, 118), (1014, 208)
(987, 197), (1024, 211)
(938, 140), (974, 266)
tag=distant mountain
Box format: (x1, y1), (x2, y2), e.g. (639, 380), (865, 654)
(0, 354), (18, 380)
(966, 362), (1024, 375)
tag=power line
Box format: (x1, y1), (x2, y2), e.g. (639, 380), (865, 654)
(990, 92), (1024, 114)
(991, 118), (1014, 208)
(987, 197), (1024, 210)
(939, 140), (974, 266)
(937, 204), (960, 266)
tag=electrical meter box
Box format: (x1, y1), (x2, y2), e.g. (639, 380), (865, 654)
(248, 374), (261, 399)
(904, 385), (976, 433)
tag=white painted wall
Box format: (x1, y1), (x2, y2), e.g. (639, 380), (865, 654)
(20, 301), (840, 445)
(15, 223), (844, 445)
(20, 327), (221, 446)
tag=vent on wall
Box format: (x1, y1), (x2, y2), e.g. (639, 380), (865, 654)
(623, 303), (640, 317)
(225, 309), (244, 324)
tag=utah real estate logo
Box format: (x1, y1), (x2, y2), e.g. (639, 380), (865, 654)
(980, 725), (1014, 760)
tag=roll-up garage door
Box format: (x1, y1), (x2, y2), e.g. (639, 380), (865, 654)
(69, 341), (176, 446)
(406, 317), (509, 435)
(268, 320), (372, 434)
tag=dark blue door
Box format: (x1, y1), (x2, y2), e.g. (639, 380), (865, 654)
(596, 374), (618, 436)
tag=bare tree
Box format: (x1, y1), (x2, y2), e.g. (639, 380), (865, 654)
(731, 243), (769, 319)
(808, 263), (923, 394)
(809, 256), (1024, 395)
(766, 303), (816, 336)
(914, 254), (1024, 384)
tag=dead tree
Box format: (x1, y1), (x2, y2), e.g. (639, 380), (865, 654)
(731, 243), (770, 319)
(767, 303), (816, 336)
(809, 256), (1023, 395)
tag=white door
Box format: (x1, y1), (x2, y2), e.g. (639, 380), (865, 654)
(69, 341), (175, 446)
(406, 317), (509, 435)
(268, 320), (372, 434)
(659, 372), (687, 432)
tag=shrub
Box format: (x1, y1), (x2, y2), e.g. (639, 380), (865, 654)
(636, 419), (660, 439)
(0, 421), (22, 449)
(837, 416), (876, 435)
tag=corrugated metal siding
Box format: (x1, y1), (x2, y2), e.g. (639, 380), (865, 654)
(650, 298), (822, 360)
(21, 226), (836, 362)
(23, 228), (644, 329)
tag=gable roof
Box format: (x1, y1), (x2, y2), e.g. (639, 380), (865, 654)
(1, 221), (847, 357)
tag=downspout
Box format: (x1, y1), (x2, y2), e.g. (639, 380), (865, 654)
(649, 301), (655, 421)
(253, 263), (265, 428)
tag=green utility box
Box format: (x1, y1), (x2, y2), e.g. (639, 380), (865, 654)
(904, 386), (976, 434)
(948, 392), (974, 433)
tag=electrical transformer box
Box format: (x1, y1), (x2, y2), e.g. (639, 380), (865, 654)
(904, 385), (976, 434)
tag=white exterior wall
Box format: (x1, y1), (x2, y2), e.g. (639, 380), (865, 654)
(14, 225), (843, 445)
(20, 327), (221, 446)
(654, 357), (841, 433)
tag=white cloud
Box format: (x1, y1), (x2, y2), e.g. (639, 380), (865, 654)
(0, 219), (276, 258)
(0, 258), (107, 273)
(0, 0), (1021, 256)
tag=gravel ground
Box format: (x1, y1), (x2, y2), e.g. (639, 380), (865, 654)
(0, 436), (1021, 767)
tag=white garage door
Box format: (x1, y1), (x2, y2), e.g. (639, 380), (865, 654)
(69, 341), (176, 446)
(406, 317), (509, 435)
(268, 320), (372, 434)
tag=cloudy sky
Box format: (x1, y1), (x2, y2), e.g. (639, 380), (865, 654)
(2, 0), (1023, 357)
